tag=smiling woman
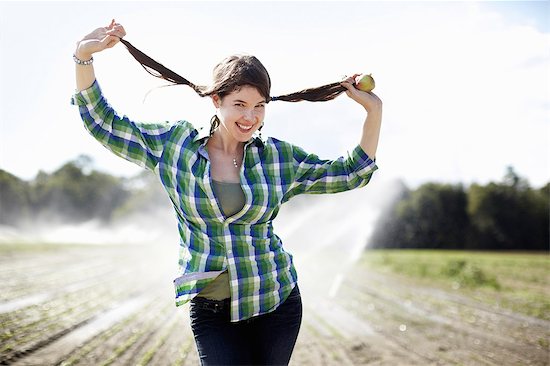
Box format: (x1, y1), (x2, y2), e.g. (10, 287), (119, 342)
(72, 19), (382, 366)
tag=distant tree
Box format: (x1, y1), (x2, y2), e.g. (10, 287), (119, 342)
(369, 166), (548, 251)
(373, 183), (469, 249)
(468, 168), (548, 250)
(30, 156), (130, 223)
(535, 183), (550, 250)
(0, 170), (31, 226)
(112, 170), (170, 216)
(502, 165), (529, 190)
(369, 180), (410, 249)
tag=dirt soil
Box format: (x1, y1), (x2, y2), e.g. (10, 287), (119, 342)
(1, 185), (548, 366)
(0, 241), (548, 366)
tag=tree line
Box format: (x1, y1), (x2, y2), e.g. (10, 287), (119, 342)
(0, 155), (165, 228)
(369, 167), (549, 251)
(0, 157), (548, 250)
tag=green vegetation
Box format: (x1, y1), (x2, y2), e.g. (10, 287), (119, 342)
(362, 250), (550, 320)
(370, 167), (549, 251)
(0, 155), (169, 229)
(0, 242), (120, 254)
(0, 156), (130, 226)
(2, 156), (547, 252)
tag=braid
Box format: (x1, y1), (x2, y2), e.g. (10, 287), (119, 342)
(119, 38), (208, 97)
(271, 81), (347, 102)
(119, 38), (348, 103)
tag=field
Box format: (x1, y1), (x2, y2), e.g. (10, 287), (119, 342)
(0, 242), (548, 366)
(361, 250), (550, 321)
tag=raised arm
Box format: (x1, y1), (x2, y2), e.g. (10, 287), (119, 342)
(74, 19), (126, 91)
(71, 20), (179, 171)
(340, 74), (383, 159)
(279, 75), (382, 203)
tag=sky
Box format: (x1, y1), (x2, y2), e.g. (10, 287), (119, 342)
(0, 0), (549, 189)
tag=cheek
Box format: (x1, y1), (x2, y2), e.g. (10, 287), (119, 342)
(219, 108), (239, 123)
(258, 109), (266, 121)
(219, 106), (266, 125)
(251, 109), (266, 125)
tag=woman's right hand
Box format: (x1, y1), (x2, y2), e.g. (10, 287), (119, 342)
(75, 19), (126, 60)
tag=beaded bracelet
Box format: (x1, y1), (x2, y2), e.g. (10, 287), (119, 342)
(73, 54), (94, 65)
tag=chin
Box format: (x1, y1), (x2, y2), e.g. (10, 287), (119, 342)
(236, 135), (253, 142)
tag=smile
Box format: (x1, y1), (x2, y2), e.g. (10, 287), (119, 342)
(236, 123), (253, 132)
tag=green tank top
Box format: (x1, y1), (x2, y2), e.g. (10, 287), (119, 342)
(197, 179), (245, 300)
(211, 180), (246, 217)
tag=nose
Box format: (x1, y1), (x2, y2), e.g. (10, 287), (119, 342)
(243, 109), (256, 122)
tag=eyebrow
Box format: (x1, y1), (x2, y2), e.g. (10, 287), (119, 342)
(234, 99), (266, 104)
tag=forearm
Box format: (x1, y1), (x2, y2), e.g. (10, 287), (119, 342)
(339, 76), (383, 159)
(359, 109), (382, 159)
(75, 49), (96, 92)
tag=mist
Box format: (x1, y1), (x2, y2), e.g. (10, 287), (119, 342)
(0, 172), (402, 250)
(2, 170), (547, 365)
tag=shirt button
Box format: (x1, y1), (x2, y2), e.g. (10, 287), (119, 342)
(227, 250), (233, 255)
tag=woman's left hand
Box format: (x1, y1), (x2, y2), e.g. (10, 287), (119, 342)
(341, 74), (382, 114)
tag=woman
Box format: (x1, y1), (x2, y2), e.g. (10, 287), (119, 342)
(72, 19), (382, 366)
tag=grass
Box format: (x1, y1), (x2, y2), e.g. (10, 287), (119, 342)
(361, 249), (550, 320)
(0, 242), (113, 259)
(0, 242), (69, 253)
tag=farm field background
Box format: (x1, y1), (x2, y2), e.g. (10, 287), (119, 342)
(0, 242), (548, 366)
(1, 185), (548, 365)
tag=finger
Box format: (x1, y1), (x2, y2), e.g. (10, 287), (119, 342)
(106, 29), (123, 38)
(115, 25), (126, 37)
(107, 19), (116, 30)
(340, 80), (355, 92)
(101, 35), (119, 48)
(107, 25), (125, 38)
(347, 73), (360, 85)
(341, 77), (358, 87)
(106, 27), (124, 38)
(105, 39), (119, 49)
(340, 75), (353, 83)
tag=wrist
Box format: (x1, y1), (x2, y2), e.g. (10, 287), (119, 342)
(363, 99), (382, 114)
(73, 53), (93, 66)
(74, 46), (93, 62)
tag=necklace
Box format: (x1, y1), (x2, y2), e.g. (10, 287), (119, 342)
(232, 158), (238, 168)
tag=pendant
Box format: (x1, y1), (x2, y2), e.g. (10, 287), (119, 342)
(233, 158), (238, 168)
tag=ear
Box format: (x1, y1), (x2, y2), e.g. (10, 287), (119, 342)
(211, 94), (221, 109)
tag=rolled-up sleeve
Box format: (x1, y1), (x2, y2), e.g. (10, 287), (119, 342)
(71, 80), (175, 171)
(281, 143), (378, 202)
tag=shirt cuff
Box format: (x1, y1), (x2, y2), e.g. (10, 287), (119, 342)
(349, 144), (378, 177)
(70, 79), (103, 106)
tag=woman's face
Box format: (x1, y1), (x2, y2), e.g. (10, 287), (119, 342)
(213, 85), (266, 143)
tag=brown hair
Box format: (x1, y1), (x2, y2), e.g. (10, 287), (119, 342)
(119, 38), (347, 103)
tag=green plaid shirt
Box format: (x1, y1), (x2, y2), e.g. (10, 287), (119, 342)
(72, 80), (378, 322)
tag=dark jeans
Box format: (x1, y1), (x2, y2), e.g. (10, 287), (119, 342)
(190, 285), (303, 366)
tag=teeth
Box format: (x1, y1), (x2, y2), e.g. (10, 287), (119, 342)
(237, 123), (252, 130)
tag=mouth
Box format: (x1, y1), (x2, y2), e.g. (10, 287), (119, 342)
(236, 122), (254, 133)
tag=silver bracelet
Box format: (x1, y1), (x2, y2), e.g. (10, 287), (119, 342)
(73, 54), (93, 65)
